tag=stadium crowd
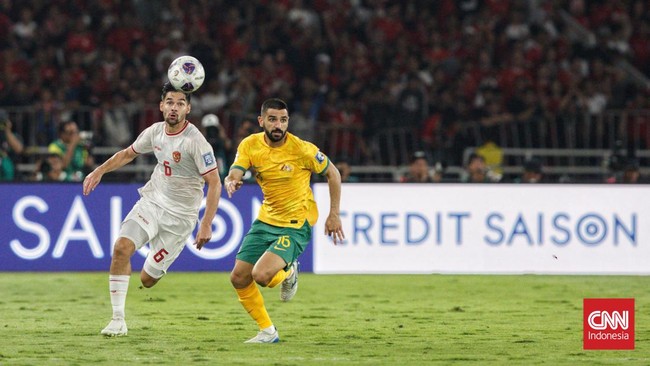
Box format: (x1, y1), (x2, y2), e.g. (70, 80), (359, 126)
(0, 0), (649, 183)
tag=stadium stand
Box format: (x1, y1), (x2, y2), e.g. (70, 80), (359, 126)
(0, 0), (649, 183)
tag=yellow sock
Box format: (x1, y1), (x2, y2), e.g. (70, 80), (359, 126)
(267, 268), (290, 288)
(236, 281), (273, 330)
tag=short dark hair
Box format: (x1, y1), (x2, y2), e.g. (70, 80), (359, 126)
(161, 81), (191, 103)
(260, 98), (288, 116)
(58, 120), (76, 135)
(410, 150), (428, 164)
(524, 158), (543, 174)
(467, 152), (485, 165)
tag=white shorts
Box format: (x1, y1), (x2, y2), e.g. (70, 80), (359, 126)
(120, 198), (197, 279)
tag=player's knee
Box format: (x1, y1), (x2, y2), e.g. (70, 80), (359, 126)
(113, 239), (135, 260)
(140, 271), (158, 288)
(230, 270), (251, 288)
(140, 278), (157, 288)
(251, 268), (272, 287)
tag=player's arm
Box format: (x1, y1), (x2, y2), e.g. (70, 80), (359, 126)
(82, 147), (138, 195)
(195, 169), (222, 250)
(323, 162), (345, 245)
(224, 168), (245, 198)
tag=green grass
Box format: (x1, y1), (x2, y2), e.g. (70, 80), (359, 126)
(0, 273), (647, 365)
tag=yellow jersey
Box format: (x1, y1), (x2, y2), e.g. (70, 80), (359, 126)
(231, 132), (330, 228)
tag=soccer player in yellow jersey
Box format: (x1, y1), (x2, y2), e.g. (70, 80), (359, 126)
(225, 98), (345, 343)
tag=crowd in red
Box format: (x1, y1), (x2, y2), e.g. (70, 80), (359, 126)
(0, 0), (649, 170)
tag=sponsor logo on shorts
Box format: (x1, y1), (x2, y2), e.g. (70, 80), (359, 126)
(137, 213), (150, 225)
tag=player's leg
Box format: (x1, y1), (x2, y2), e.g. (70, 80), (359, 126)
(262, 222), (310, 301)
(110, 237), (135, 275)
(102, 221), (148, 337)
(232, 220), (279, 343)
(252, 251), (289, 287)
(140, 210), (196, 287)
(101, 237), (135, 336)
(102, 200), (157, 336)
(140, 234), (186, 287)
(231, 259), (279, 343)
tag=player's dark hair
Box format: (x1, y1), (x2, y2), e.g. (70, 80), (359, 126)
(161, 81), (191, 103)
(260, 98), (288, 115)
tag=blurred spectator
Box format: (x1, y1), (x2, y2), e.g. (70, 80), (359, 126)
(326, 98), (370, 163)
(233, 119), (257, 150)
(621, 159), (642, 184)
(0, 113), (24, 181)
(475, 139), (503, 178)
(192, 79), (229, 118)
(33, 153), (66, 181)
(461, 153), (498, 183)
(289, 97), (318, 143)
(97, 94), (136, 147)
(232, 119), (258, 183)
(335, 157), (359, 183)
(34, 88), (63, 146)
(201, 113), (232, 179)
(396, 74), (428, 129)
(514, 158), (545, 183)
(12, 7), (38, 56)
(606, 157), (643, 184)
(48, 121), (94, 182)
(400, 151), (436, 183)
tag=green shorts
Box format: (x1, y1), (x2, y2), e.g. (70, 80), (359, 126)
(236, 219), (312, 269)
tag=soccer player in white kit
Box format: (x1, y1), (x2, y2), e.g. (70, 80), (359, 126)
(82, 82), (222, 336)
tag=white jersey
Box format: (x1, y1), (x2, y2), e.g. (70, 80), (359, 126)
(130, 121), (217, 220)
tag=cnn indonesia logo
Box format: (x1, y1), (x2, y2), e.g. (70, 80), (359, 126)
(583, 298), (635, 350)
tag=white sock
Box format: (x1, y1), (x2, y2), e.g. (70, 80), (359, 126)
(262, 325), (276, 334)
(109, 275), (130, 319)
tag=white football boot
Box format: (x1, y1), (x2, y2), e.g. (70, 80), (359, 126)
(280, 261), (299, 302)
(101, 318), (128, 337)
(244, 327), (280, 344)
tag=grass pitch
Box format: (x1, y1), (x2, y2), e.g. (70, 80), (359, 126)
(0, 273), (647, 365)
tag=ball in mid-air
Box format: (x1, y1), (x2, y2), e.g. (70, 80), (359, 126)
(167, 55), (205, 93)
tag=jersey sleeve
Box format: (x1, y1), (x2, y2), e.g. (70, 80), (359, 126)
(230, 137), (252, 172)
(131, 126), (154, 154)
(193, 137), (218, 175)
(303, 141), (330, 175)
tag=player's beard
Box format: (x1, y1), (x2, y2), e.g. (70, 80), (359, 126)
(165, 112), (183, 127)
(265, 127), (286, 142)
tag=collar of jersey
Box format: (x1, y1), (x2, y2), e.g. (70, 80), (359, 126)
(165, 121), (189, 136)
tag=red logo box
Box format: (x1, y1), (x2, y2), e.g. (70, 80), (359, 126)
(583, 298), (634, 350)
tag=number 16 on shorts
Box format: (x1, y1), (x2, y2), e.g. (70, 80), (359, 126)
(273, 236), (291, 251)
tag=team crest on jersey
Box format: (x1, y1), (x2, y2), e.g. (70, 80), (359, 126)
(281, 164), (293, 172)
(315, 151), (325, 163)
(202, 152), (215, 167)
(172, 151), (181, 163)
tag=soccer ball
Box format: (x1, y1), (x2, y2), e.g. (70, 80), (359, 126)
(167, 55), (205, 93)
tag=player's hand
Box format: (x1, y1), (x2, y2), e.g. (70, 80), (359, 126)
(194, 223), (212, 250)
(324, 213), (345, 245)
(82, 170), (103, 196)
(224, 177), (243, 198)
